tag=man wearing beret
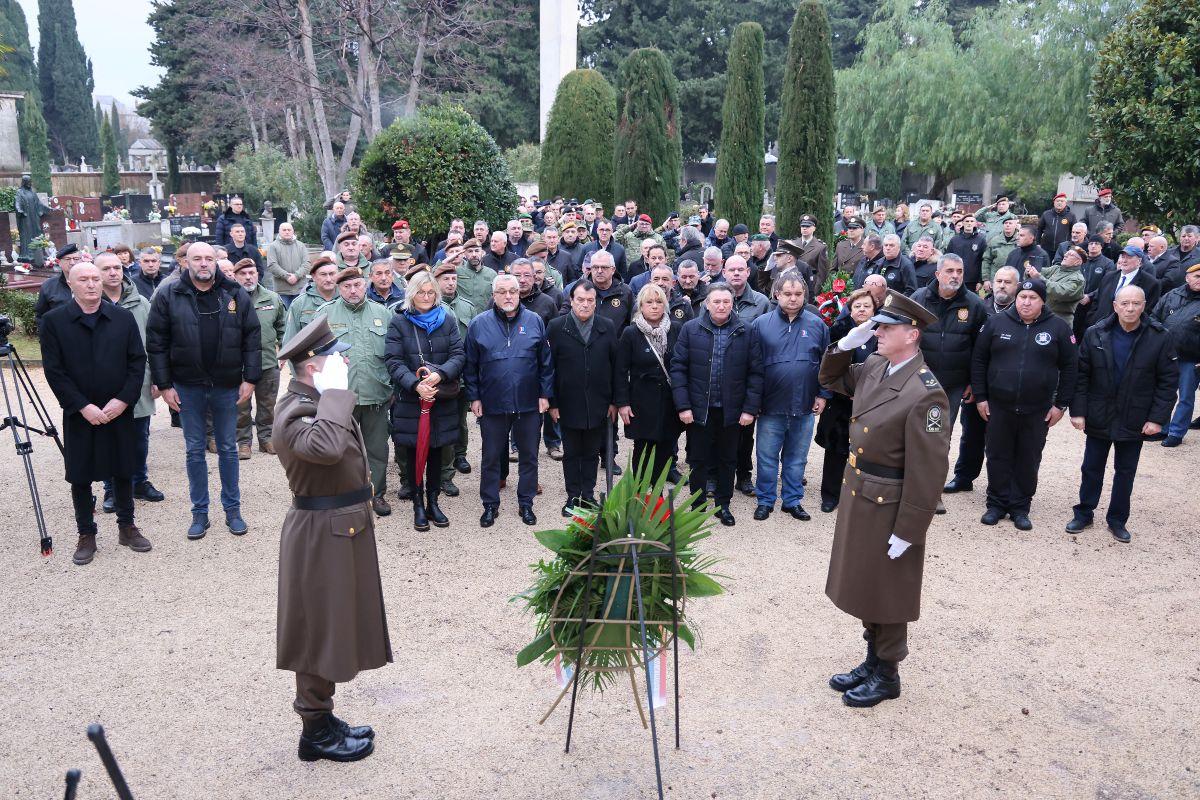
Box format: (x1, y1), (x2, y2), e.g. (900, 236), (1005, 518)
(1039, 193), (1077, 256)
(614, 213), (665, 258)
(1082, 188), (1125, 234)
(35, 243), (86, 328)
(318, 267), (395, 516)
(334, 228), (369, 271)
(818, 290), (951, 706)
(385, 219), (427, 264)
(972, 278), (1077, 530)
(975, 194), (1018, 239)
(274, 314), (390, 763)
(284, 255), (340, 342)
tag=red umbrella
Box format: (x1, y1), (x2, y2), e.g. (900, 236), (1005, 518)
(413, 366), (436, 487)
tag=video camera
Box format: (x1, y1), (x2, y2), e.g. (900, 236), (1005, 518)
(0, 314), (13, 342)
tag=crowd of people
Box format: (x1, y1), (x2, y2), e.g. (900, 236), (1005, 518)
(31, 188), (1200, 567)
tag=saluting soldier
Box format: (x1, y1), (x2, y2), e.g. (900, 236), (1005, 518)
(274, 314), (391, 762)
(818, 290), (952, 707)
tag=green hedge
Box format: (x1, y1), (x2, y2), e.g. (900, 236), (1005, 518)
(0, 284), (37, 336)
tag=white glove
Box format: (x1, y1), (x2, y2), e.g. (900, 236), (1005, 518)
(312, 354), (349, 394)
(838, 319), (877, 351)
(887, 533), (912, 560)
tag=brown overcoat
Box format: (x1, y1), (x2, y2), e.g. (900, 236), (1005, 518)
(818, 348), (951, 623)
(796, 237), (831, 291)
(274, 380), (392, 682)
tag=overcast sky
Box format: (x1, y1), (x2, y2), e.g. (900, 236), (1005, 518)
(17, 0), (161, 109)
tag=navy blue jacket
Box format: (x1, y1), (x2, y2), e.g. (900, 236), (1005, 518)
(669, 311), (762, 426)
(579, 239), (627, 277)
(748, 307), (831, 417)
(463, 306), (554, 414)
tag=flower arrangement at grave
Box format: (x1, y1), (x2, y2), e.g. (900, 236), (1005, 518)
(815, 269), (852, 326)
(515, 455), (724, 692)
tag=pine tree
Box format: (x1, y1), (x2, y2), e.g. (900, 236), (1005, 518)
(776, 0), (836, 242)
(100, 117), (120, 196)
(714, 22), (765, 228)
(22, 96), (51, 192)
(613, 48), (683, 224)
(38, 0), (100, 163)
(539, 69), (617, 204)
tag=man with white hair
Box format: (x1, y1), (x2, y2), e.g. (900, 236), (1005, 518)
(1145, 235), (1177, 281)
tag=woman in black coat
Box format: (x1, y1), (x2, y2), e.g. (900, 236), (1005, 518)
(40, 288), (146, 548)
(814, 288), (879, 513)
(385, 270), (466, 531)
(615, 284), (682, 483)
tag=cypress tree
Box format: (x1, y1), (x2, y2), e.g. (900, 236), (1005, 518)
(94, 101), (103, 142)
(23, 96), (51, 192)
(539, 69), (617, 204)
(100, 117), (120, 196)
(613, 48), (683, 223)
(38, 0), (100, 163)
(0, 0), (38, 97)
(109, 103), (127, 157)
(714, 22), (766, 228)
(776, 0), (836, 243)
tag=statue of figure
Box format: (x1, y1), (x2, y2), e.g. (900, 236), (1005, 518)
(15, 175), (49, 264)
(262, 200), (272, 217)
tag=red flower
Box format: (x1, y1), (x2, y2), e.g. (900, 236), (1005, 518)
(642, 494), (672, 523)
(832, 278), (846, 293)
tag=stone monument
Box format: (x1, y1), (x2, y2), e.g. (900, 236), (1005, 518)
(0, 92), (24, 171)
(539, 1), (578, 141)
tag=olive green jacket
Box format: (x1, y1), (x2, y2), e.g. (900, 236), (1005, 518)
(441, 294), (480, 340)
(284, 283), (338, 343)
(319, 296), (394, 405)
(902, 219), (945, 251)
(981, 232), (1019, 283)
(976, 208), (1018, 239)
(248, 284), (287, 369)
(455, 261), (498, 315)
(1040, 263), (1086, 327)
(115, 278), (155, 418)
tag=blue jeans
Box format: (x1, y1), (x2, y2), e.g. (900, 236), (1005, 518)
(1167, 361), (1197, 440)
(176, 383), (240, 515)
(103, 415), (151, 495)
(755, 413), (815, 508)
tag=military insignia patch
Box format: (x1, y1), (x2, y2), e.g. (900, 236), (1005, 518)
(957, 308), (969, 322)
(300, 416), (316, 424)
(884, 294), (894, 307)
(1035, 331), (1052, 345)
(920, 372), (940, 390)
(610, 297), (622, 307)
(926, 405), (943, 432)
(374, 318), (382, 326)
(972, 244), (979, 251)
(228, 300), (236, 312)
(1061, 218), (1069, 225)
(673, 307), (684, 318)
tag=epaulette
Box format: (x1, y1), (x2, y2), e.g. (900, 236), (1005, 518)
(917, 367), (941, 390)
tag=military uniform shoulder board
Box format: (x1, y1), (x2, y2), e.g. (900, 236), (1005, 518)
(917, 368), (941, 390)
(926, 404), (944, 432)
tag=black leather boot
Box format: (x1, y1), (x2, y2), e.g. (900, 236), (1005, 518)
(412, 485), (429, 532)
(329, 713), (375, 740)
(426, 489), (449, 528)
(842, 660), (901, 707)
(829, 632), (878, 692)
(298, 715), (374, 762)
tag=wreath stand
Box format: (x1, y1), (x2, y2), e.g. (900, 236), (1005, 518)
(537, 427), (683, 800)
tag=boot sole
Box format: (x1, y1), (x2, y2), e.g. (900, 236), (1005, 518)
(298, 739), (374, 763)
(842, 689), (901, 707)
(430, 519), (450, 528)
(414, 522), (430, 532)
(120, 541), (153, 553)
(73, 553), (95, 566)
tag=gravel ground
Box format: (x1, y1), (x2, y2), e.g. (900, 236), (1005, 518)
(1, 369), (1197, 799)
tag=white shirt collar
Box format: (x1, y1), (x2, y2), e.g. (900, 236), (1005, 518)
(886, 354), (917, 376)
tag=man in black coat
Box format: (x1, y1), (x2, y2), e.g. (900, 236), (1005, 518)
(34, 244), (85, 328)
(147, 241), (261, 540)
(945, 214), (988, 291)
(482, 231), (515, 273)
(1038, 193), (1076, 256)
(1152, 263), (1200, 446)
(1163, 225), (1200, 292)
(972, 278), (1077, 531)
(580, 218), (627, 278)
(511, 258), (559, 323)
(669, 284), (763, 526)
(40, 261), (152, 566)
(1068, 286), (1178, 542)
(1004, 224), (1051, 280)
(224, 222), (266, 284)
(1083, 245), (1161, 328)
(547, 281), (618, 513)
(213, 196), (258, 249)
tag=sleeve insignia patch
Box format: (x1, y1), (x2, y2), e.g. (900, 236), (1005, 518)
(926, 405), (943, 432)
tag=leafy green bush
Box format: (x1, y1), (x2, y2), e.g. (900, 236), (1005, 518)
(0, 185), (16, 213)
(540, 69), (616, 203)
(354, 105), (518, 241)
(504, 142), (541, 184)
(221, 144), (326, 243)
(0, 283), (37, 335)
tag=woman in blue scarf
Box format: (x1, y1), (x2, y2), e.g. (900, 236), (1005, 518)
(384, 267), (466, 531)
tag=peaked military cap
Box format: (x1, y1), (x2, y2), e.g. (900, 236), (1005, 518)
(278, 314), (351, 364)
(869, 289), (938, 329)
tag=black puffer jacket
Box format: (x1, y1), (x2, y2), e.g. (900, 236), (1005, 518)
(972, 305), (1077, 415)
(146, 271), (261, 389)
(1071, 314), (1178, 441)
(911, 284), (988, 389)
(669, 311), (762, 426)
(384, 311), (466, 448)
(214, 207), (258, 248)
(1152, 284), (1200, 361)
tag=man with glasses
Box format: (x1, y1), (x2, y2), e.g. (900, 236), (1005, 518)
(581, 218), (627, 277)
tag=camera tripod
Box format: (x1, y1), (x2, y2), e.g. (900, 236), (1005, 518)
(0, 339), (63, 556)
(62, 725), (135, 799)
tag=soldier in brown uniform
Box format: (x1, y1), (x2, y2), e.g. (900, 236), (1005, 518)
(818, 290), (951, 707)
(274, 315), (392, 761)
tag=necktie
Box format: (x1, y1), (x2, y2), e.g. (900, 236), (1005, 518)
(1117, 274), (1128, 291)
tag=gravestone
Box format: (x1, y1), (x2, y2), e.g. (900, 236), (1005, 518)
(273, 207), (290, 229)
(126, 194), (153, 223)
(170, 193), (204, 216)
(55, 195), (103, 224)
(106, 194), (128, 210)
(44, 208), (68, 249)
(169, 214), (203, 237)
(0, 92), (23, 170)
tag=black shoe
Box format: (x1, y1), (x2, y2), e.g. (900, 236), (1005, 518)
(1144, 431), (1168, 442)
(441, 479), (460, 497)
(1190, 417), (1200, 430)
(736, 478), (755, 496)
(226, 510), (248, 535)
(298, 717), (374, 763)
(329, 714), (374, 741)
(102, 491), (116, 514)
(426, 495), (449, 528)
(716, 506), (735, 526)
(1011, 513), (1033, 531)
(1109, 523), (1132, 543)
(666, 468), (683, 484)
(942, 477), (973, 493)
(782, 505), (811, 521)
(133, 481), (165, 502)
(562, 498), (579, 518)
(413, 489), (430, 532)
(519, 505), (537, 526)
(705, 479), (716, 498)
(1065, 515), (1092, 534)
(753, 505), (771, 521)
(454, 456), (472, 474)
(610, 462), (623, 476)
(187, 514), (210, 540)
(842, 664), (901, 708)
(1162, 436), (1183, 447)
(480, 506), (498, 528)
(980, 508), (1004, 526)
(821, 499), (837, 513)
(829, 659), (877, 693)
(397, 484), (415, 501)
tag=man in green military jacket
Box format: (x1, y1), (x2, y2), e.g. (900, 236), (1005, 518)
(234, 258), (287, 457)
(284, 255), (339, 343)
(320, 267), (395, 516)
(455, 237), (497, 314)
(902, 203), (946, 252)
(434, 261), (479, 493)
